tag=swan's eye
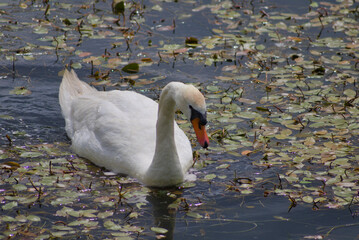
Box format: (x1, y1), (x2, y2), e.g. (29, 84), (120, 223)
(189, 105), (207, 126)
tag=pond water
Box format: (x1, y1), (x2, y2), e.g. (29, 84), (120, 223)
(1, 0), (359, 239)
(1, 65), (358, 240)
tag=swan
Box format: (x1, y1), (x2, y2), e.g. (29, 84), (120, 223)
(59, 69), (209, 187)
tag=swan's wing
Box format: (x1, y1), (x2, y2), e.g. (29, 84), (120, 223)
(68, 90), (158, 176)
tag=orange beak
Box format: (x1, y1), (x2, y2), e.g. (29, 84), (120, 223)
(191, 118), (209, 148)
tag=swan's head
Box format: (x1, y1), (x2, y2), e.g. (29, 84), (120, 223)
(178, 84), (209, 148)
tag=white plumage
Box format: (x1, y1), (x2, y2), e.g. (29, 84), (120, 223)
(59, 69), (209, 187)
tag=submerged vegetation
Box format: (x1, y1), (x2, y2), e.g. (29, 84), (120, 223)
(1, 0), (359, 239)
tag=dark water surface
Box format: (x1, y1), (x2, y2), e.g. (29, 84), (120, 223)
(1, 0), (359, 239)
(1, 64), (358, 240)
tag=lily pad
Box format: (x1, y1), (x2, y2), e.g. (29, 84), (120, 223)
(9, 87), (31, 95)
(151, 227), (168, 234)
(122, 63), (140, 73)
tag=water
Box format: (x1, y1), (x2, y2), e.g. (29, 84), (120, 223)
(1, 0), (359, 239)
(0, 66), (65, 145)
(1, 62), (358, 240)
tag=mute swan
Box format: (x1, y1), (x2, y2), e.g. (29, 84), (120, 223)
(59, 69), (209, 187)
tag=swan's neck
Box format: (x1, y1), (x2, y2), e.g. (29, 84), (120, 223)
(144, 85), (184, 186)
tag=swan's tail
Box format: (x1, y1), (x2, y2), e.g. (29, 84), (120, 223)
(59, 69), (97, 132)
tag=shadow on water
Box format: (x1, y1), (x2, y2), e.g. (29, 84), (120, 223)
(146, 190), (179, 240)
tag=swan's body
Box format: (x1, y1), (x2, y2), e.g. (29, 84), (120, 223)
(59, 69), (209, 187)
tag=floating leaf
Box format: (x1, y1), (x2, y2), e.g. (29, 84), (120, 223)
(152, 4), (163, 11)
(71, 62), (82, 69)
(23, 54), (36, 61)
(2, 215), (16, 222)
(157, 25), (175, 31)
(112, 1), (125, 15)
(344, 89), (356, 98)
(98, 211), (114, 219)
(241, 150), (252, 156)
(13, 184), (27, 191)
(2, 201), (18, 210)
(222, 96), (232, 103)
(33, 25), (48, 34)
(312, 66), (325, 75)
(204, 174), (216, 180)
(151, 227), (168, 234)
(20, 151), (43, 158)
(216, 164), (230, 169)
(185, 37), (199, 47)
(186, 212), (203, 219)
(302, 196), (313, 204)
(181, 182), (196, 188)
(3, 161), (20, 169)
(104, 220), (122, 230)
(27, 215), (41, 222)
(141, 58), (153, 62)
(122, 63), (139, 73)
(62, 18), (72, 25)
(9, 86), (31, 96)
(0, 114), (15, 120)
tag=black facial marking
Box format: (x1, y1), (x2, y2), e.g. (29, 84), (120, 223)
(189, 105), (207, 126)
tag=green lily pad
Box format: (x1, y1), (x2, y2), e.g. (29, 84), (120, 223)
(2, 201), (18, 210)
(9, 87), (31, 95)
(151, 227), (168, 234)
(122, 63), (139, 73)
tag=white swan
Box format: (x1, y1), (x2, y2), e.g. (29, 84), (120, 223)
(59, 69), (209, 187)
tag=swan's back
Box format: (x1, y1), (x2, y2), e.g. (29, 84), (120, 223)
(70, 91), (159, 177)
(59, 69), (192, 180)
